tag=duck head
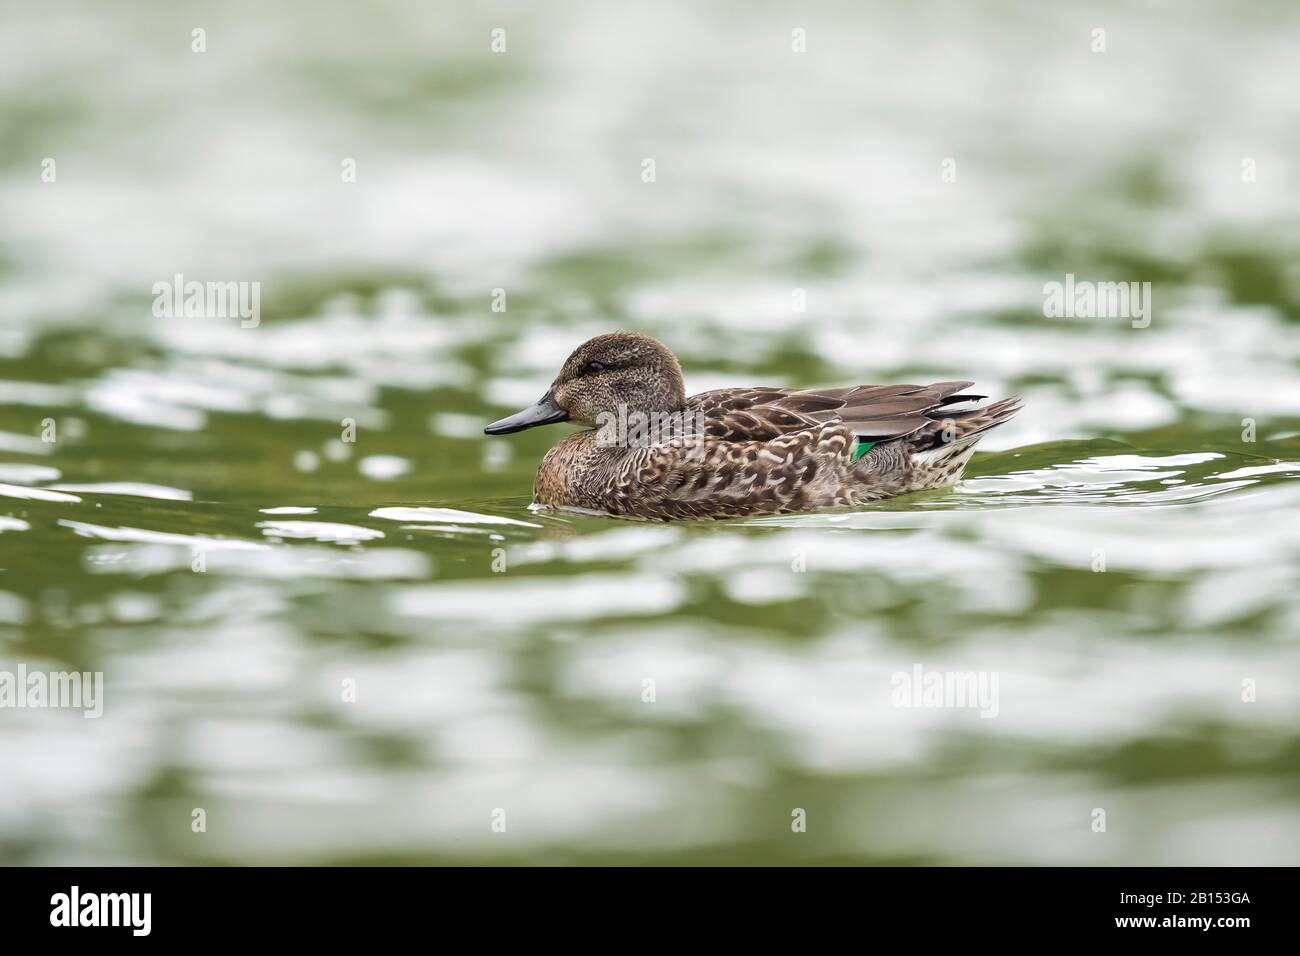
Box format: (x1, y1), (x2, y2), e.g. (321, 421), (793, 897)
(484, 331), (686, 435)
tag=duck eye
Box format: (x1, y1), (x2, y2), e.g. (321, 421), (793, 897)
(582, 360), (606, 375)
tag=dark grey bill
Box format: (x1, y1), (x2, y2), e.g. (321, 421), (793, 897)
(483, 391), (569, 435)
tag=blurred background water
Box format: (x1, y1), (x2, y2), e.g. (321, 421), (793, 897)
(1, 0), (1299, 864)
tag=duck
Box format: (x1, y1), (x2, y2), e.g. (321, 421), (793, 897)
(484, 331), (1021, 520)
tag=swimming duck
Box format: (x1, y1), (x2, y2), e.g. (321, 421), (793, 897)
(484, 332), (1020, 520)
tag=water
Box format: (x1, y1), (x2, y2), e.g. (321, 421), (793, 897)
(2, 1), (1299, 864)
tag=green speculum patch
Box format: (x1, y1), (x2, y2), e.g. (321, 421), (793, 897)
(851, 439), (876, 462)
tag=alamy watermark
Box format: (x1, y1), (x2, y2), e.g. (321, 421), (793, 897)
(1043, 273), (1151, 328)
(50, 886), (150, 936)
(0, 665), (103, 718)
(152, 273), (260, 327)
(594, 405), (710, 449)
(891, 663), (999, 718)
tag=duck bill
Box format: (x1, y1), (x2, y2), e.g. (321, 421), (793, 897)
(484, 391), (568, 435)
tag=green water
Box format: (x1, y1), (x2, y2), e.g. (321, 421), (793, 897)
(2, 1), (1299, 864)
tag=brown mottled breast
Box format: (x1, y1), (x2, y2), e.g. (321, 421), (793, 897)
(533, 431), (638, 511)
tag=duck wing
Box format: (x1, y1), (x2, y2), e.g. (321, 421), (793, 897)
(685, 382), (982, 443)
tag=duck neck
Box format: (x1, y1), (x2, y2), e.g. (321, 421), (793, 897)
(593, 400), (696, 449)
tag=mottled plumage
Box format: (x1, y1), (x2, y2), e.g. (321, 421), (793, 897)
(485, 332), (1021, 521)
